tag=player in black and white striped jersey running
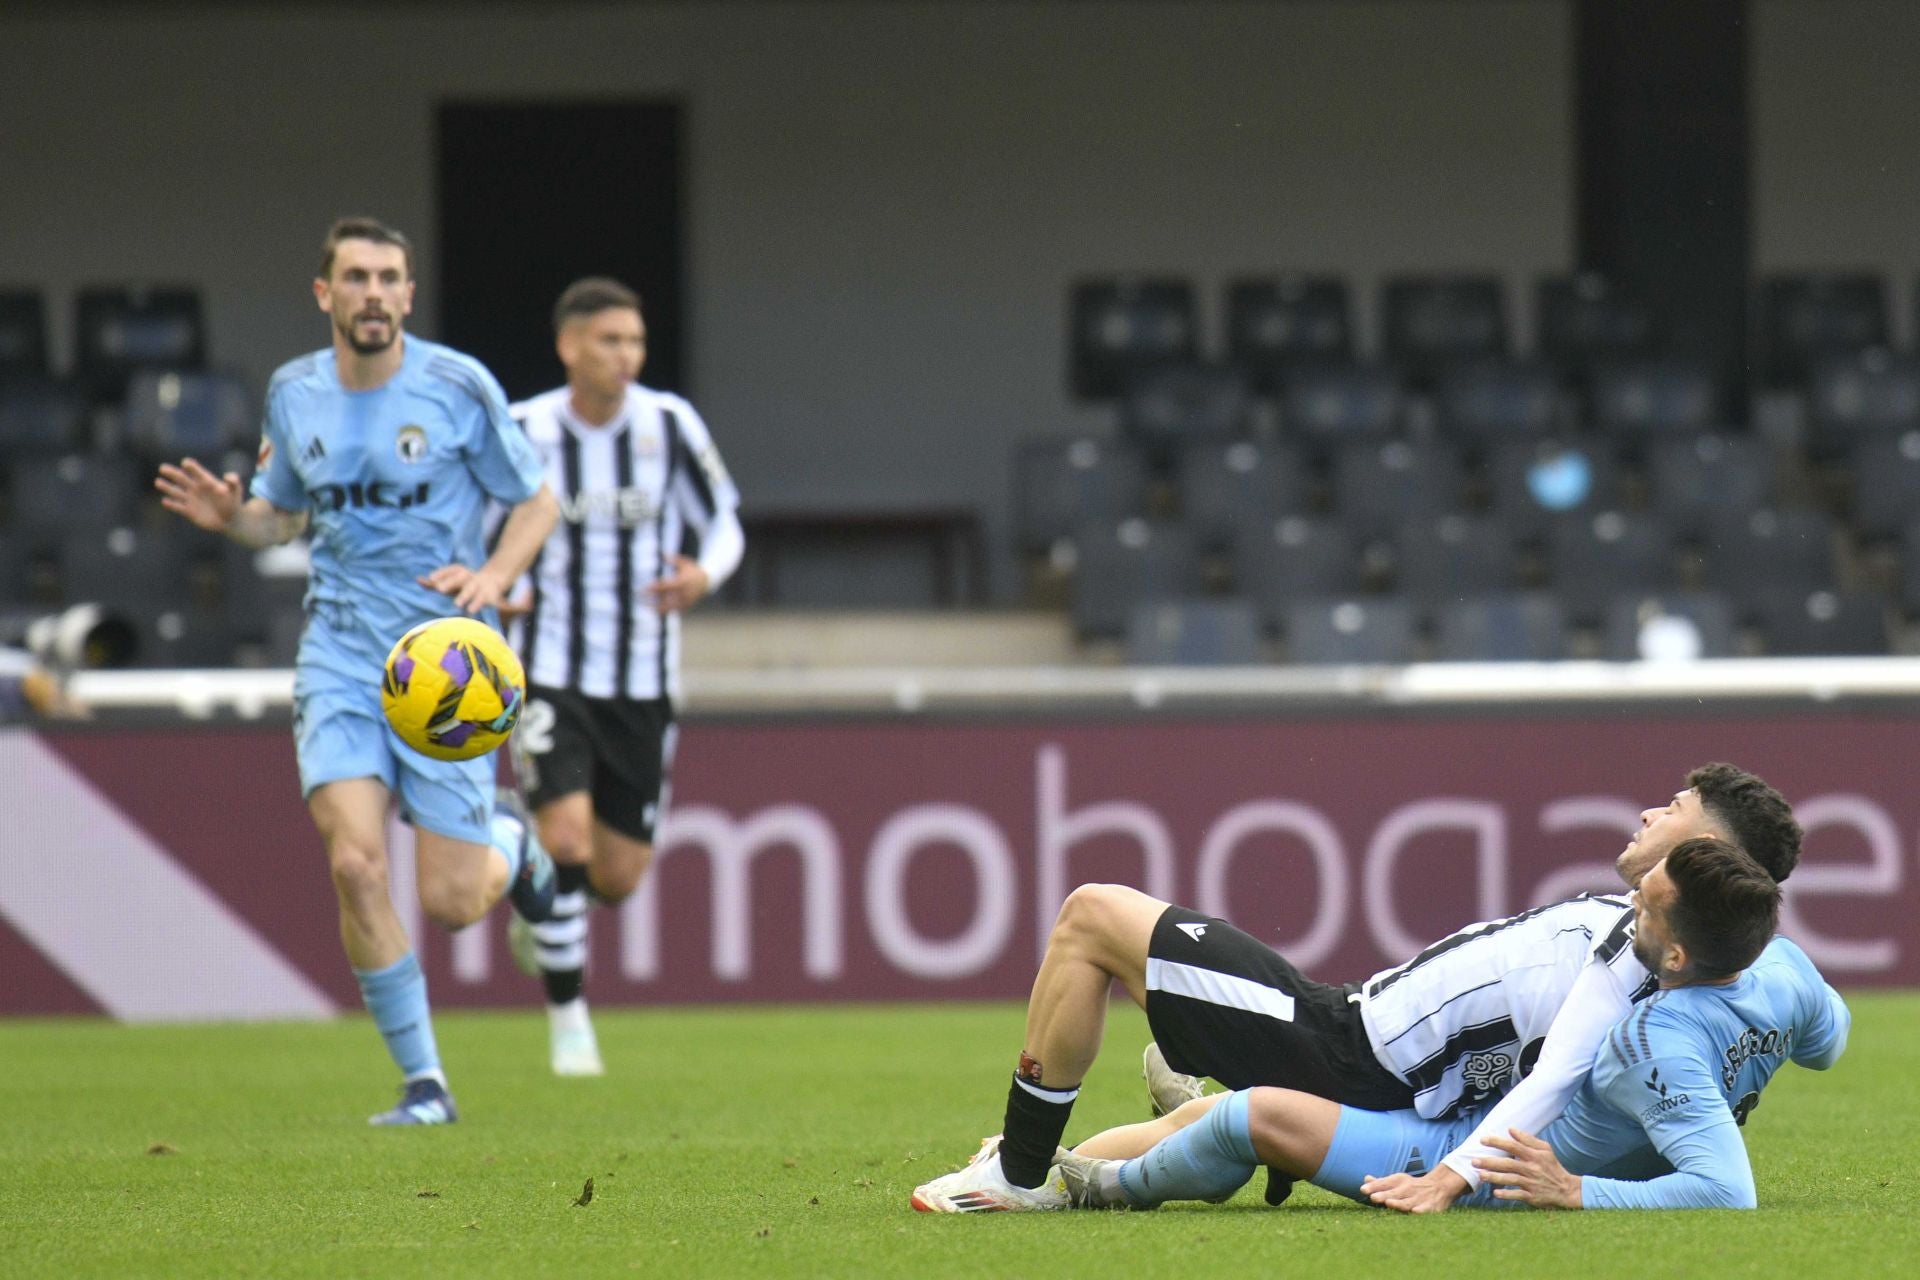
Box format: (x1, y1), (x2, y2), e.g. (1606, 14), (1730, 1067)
(911, 764), (1802, 1213)
(503, 277), (743, 1076)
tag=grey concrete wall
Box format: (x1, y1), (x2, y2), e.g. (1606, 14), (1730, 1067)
(1753, 0), (1920, 347)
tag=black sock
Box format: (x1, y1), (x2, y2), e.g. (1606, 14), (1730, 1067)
(537, 863), (590, 1006)
(999, 1071), (1079, 1188)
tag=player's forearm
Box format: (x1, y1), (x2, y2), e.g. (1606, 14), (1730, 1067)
(1442, 963), (1632, 1187)
(695, 510), (745, 590)
(1579, 1168), (1755, 1210)
(483, 485), (559, 584)
(227, 497), (309, 548)
(1585, 1116), (1754, 1209)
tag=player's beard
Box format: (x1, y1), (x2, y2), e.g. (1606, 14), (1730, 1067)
(338, 310), (398, 356)
(1630, 927), (1664, 978)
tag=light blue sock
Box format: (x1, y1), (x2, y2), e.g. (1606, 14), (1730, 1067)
(1115, 1088), (1259, 1207)
(354, 951), (444, 1086)
(490, 813), (525, 879)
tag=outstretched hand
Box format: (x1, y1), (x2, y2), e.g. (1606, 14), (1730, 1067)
(1361, 1164), (1470, 1214)
(418, 563), (510, 615)
(1473, 1130), (1582, 1209)
(646, 554), (711, 615)
(155, 458), (242, 533)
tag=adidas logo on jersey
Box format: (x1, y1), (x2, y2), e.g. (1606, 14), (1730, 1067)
(302, 436), (327, 462)
(1176, 922), (1208, 942)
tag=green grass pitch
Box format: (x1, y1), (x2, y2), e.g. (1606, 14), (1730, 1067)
(1, 995), (1914, 1279)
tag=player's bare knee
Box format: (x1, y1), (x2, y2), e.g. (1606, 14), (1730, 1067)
(589, 845), (652, 903)
(1054, 883), (1158, 962)
(327, 839), (388, 905)
(417, 875), (487, 930)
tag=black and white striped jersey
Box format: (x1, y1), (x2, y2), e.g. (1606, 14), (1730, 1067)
(508, 384), (743, 701)
(1355, 894), (1657, 1119)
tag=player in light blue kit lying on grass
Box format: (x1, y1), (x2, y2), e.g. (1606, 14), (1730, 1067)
(1062, 838), (1848, 1211)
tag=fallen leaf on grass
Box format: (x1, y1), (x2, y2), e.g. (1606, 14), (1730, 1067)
(146, 1143), (177, 1156)
(573, 1177), (595, 1208)
(853, 1177), (874, 1189)
(416, 1189), (441, 1199)
(465, 1221), (481, 1231)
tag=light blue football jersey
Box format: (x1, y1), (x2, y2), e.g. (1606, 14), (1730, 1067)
(1537, 935), (1849, 1208)
(250, 337), (544, 696)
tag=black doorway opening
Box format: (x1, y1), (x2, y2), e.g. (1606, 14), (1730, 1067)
(436, 100), (686, 402)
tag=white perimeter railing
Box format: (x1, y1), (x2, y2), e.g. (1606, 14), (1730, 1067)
(66, 656), (1920, 718)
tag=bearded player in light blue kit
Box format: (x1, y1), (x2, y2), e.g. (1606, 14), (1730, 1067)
(156, 217), (562, 1125)
(1061, 838), (1848, 1211)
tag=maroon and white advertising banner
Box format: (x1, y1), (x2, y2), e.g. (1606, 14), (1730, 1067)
(2, 713), (1914, 1021)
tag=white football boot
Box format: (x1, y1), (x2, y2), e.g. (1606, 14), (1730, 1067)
(1143, 1042), (1208, 1117)
(548, 1001), (606, 1077)
(911, 1136), (1071, 1213)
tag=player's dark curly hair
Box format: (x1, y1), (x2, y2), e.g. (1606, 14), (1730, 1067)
(1687, 762), (1801, 884)
(319, 216), (413, 280)
(553, 277), (643, 333)
(1662, 836), (1780, 980)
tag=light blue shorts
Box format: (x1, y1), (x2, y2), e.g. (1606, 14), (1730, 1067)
(1314, 1105), (1508, 1209)
(293, 679), (495, 846)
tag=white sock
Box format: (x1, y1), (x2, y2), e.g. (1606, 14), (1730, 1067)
(548, 998), (592, 1036)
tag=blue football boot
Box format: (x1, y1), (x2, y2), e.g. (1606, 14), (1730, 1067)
(368, 1077), (458, 1126)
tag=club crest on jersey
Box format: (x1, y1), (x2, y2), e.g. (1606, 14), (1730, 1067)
(396, 424), (429, 463)
(1460, 1049), (1514, 1095)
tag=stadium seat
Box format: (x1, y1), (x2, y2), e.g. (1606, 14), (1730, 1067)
(219, 539), (310, 635)
(1380, 275), (1508, 383)
(0, 289), (49, 378)
(6, 454), (139, 545)
(1698, 508), (1839, 617)
(1758, 272), (1890, 388)
(1842, 430), (1920, 543)
(1283, 595), (1419, 665)
(1589, 357), (1721, 443)
(1544, 510), (1682, 625)
(0, 531), (29, 604)
(1118, 363), (1253, 458)
(58, 526), (196, 610)
(123, 369), (252, 462)
(1231, 515), (1363, 632)
(1805, 350), (1920, 460)
(73, 285), (208, 403)
(1391, 514), (1522, 605)
(1752, 588), (1892, 656)
(1176, 440), (1310, 552)
(1330, 439), (1467, 542)
(1483, 438), (1628, 543)
(1434, 360), (1562, 449)
(1124, 597), (1266, 665)
(1224, 275), (1352, 392)
(1430, 593), (1569, 662)
(0, 374), (86, 455)
(1602, 591), (1740, 661)
(1645, 434), (1776, 539)
(1011, 435), (1150, 555)
(264, 606), (306, 665)
(128, 604), (238, 669)
(1899, 522), (1920, 617)
(1068, 278), (1198, 400)
(1535, 274), (1658, 381)
(1277, 363), (1405, 447)
(1069, 519), (1201, 639)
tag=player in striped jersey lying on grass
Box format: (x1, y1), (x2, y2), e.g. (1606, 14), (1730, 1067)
(1057, 839), (1847, 1211)
(911, 764), (1801, 1213)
